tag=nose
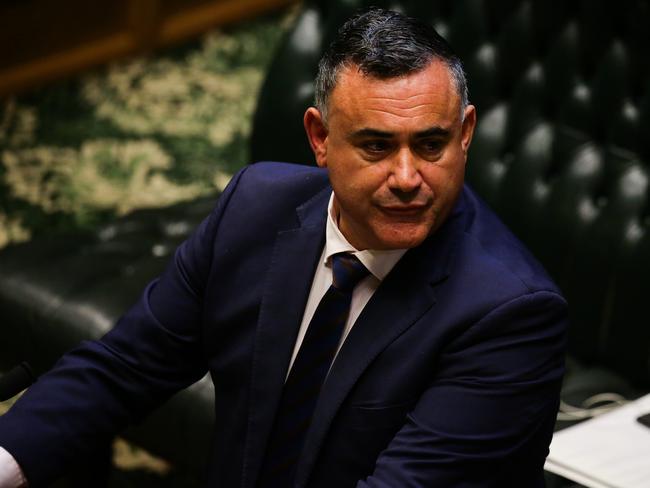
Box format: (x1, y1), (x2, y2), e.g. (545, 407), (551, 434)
(388, 149), (422, 194)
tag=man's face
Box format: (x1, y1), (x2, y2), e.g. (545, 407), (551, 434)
(304, 60), (476, 250)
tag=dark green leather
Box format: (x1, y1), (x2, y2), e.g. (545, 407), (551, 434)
(251, 0), (650, 394)
(0, 197), (218, 479)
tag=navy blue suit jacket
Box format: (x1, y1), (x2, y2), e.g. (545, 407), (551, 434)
(0, 162), (567, 487)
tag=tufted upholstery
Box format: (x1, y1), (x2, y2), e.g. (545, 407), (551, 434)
(0, 197), (218, 480)
(252, 0), (650, 394)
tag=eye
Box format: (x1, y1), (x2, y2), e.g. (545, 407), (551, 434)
(358, 139), (393, 160)
(363, 140), (390, 153)
(417, 139), (445, 159)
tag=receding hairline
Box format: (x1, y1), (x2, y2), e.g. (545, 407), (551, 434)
(318, 58), (467, 123)
(313, 8), (470, 123)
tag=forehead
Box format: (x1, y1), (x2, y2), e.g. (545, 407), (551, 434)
(328, 60), (461, 131)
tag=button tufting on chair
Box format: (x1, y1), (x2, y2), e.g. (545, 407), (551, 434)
(250, 0), (650, 414)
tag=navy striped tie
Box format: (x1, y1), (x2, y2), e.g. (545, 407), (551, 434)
(257, 253), (370, 487)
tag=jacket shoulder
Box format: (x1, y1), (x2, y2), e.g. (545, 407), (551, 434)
(455, 185), (563, 298)
(239, 162), (329, 197)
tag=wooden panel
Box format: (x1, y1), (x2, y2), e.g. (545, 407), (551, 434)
(0, 32), (136, 97)
(157, 0), (295, 46)
(0, 0), (130, 70)
(128, 0), (161, 51)
(0, 0), (297, 97)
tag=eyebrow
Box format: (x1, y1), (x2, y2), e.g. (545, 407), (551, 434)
(414, 126), (451, 139)
(350, 126), (451, 139)
(351, 128), (393, 139)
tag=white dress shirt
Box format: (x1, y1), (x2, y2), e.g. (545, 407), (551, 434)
(287, 193), (406, 375)
(0, 192), (407, 487)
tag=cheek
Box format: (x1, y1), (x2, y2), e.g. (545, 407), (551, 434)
(334, 165), (387, 199)
(422, 158), (465, 195)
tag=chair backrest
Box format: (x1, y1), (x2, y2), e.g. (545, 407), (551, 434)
(250, 0), (650, 388)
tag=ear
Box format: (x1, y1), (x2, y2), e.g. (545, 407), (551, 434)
(460, 104), (477, 155)
(304, 107), (329, 168)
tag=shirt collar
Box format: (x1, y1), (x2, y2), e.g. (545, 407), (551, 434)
(325, 192), (407, 281)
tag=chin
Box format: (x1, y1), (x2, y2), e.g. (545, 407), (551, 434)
(374, 226), (431, 250)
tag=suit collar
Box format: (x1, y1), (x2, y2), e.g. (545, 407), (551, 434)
(244, 184), (467, 487)
(242, 186), (330, 488)
(296, 186), (332, 228)
(294, 194), (466, 486)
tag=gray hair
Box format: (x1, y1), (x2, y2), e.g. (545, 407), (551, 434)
(315, 8), (469, 122)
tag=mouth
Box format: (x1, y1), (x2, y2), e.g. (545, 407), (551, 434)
(378, 204), (429, 218)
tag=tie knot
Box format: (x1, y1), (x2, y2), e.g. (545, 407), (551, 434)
(331, 253), (370, 292)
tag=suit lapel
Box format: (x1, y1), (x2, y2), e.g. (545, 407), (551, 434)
(242, 188), (330, 488)
(294, 200), (466, 487)
(243, 185), (468, 488)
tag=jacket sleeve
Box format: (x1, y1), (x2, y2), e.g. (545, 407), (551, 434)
(358, 290), (568, 488)
(0, 166), (251, 487)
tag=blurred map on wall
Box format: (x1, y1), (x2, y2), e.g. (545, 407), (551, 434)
(0, 7), (294, 249)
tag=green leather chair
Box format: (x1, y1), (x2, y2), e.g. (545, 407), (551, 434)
(0, 198), (218, 484)
(252, 0), (650, 410)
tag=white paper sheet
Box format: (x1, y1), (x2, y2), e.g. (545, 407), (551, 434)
(545, 393), (650, 488)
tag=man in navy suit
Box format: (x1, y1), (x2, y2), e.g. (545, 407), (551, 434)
(0, 8), (567, 487)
